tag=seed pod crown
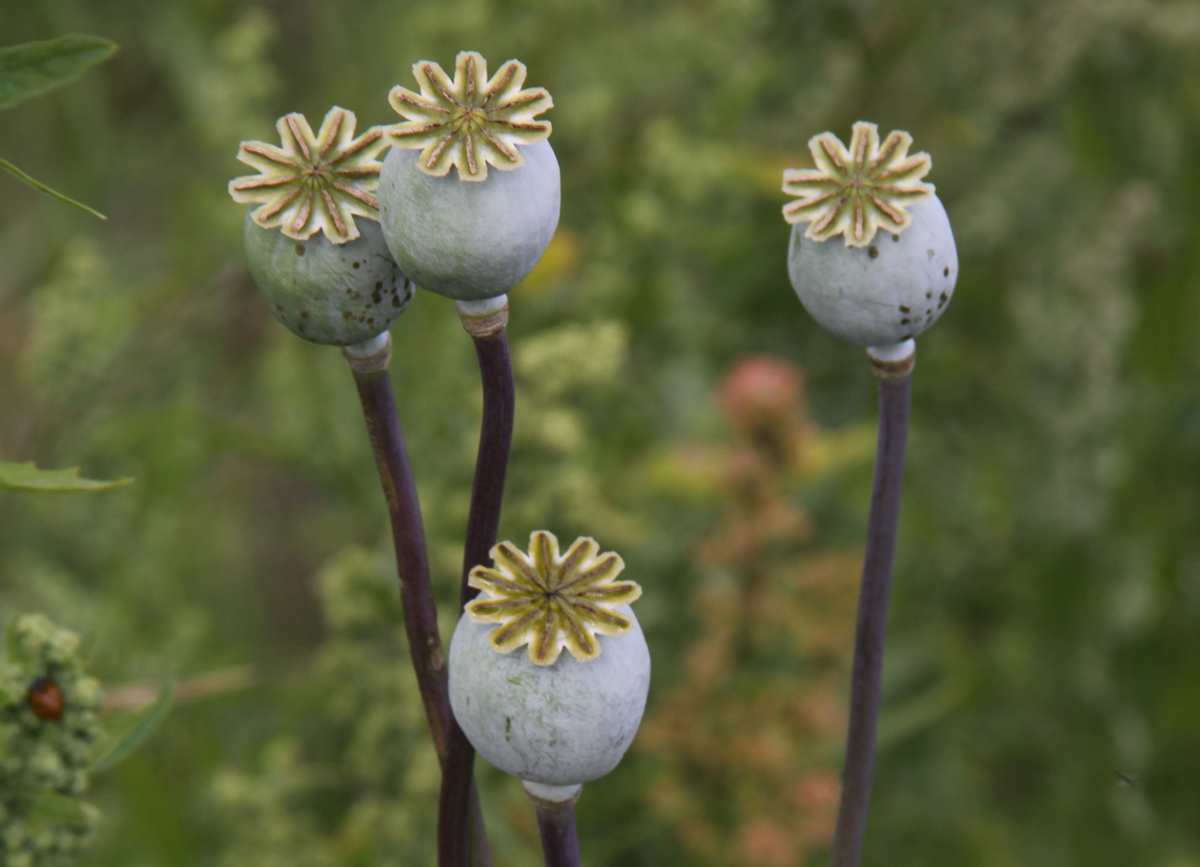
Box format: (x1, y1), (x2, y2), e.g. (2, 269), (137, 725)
(465, 531), (641, 666)
(230, 107), (389, 244)
(782, 121), (934, 248)
(387, 51), (553, 182)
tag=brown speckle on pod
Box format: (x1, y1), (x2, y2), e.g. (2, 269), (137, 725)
(868, 245), (879, 259)
(295, 244), (305, 256)
(27, 678), (65, 721)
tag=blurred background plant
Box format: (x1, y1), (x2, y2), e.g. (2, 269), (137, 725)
(2, 0), (1200, 865)
(0, 614), (103, 867)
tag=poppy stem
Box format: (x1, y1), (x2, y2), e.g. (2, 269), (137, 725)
(439, 296), (515, 867)
(343, 333), (493, 867)
(827, 342), (914, 867)
(527, 783), (583, 867)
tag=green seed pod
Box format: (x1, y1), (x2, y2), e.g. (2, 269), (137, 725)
(244, 215), (414, 346)
(787, 196), (957, 348)
(781, 122), (957, 348)
(379, 144), (559, 301)
(448, 532), (650, 787)
(380, 52), (559, 301)
(229, 107), (414, 345)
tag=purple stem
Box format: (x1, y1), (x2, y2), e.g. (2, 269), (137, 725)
(347, 349), (493, 867)
(438, 328), (514, 867)
(533, 801), (581, 867)
(827, 365), (912, 867)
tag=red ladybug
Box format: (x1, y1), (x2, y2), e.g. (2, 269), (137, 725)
(27, 678), (65, 721)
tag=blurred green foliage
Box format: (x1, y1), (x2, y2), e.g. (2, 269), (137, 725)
(2, 0), (1200, 865)
(1, 614), (104, 867)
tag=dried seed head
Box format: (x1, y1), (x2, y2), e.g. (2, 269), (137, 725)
(387, 51), (553, 182)
(466, 531), (642, 666)
(782, 122), (934, 248)
(230, 107), (389, 244)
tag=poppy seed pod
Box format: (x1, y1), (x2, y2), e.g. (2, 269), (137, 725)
(244, 215), (414, 345)
(379, 52), (560, 301)
(379, 143), (560, 300)
(787, 197), (957, 347)
(448, 532), (650, 786)
(229, 107), (414, 345)
(782, 122), (957, 348)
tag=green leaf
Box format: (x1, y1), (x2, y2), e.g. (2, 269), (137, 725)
(0, 461), (132, 492)
(0, 35), (117, 111)
(0, 155), (107, 219)
(28, 790), (91, 826)
(90, 681), (174, 773)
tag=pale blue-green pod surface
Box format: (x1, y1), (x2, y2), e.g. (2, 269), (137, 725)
(787, 195), (958, 348)
(379, 141), (560, 301)
(448, 606), (650, 787)
(244, 214), (414, 346)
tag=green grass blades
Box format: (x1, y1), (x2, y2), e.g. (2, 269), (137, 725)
(0, 461), (132, 492)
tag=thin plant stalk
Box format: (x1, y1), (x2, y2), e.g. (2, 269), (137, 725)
(343, 335), (493, 867)
(533, 803), (581, 867)
(459, 328), (515, 608)
(525, 785), (582, 867)
(827, 348), (913, 867)
(439, 301), (516, 867)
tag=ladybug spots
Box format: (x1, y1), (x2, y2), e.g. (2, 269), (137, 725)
(27, 678), (65, 721)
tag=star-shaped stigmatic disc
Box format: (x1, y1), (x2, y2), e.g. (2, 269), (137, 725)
(782, 122), (935, 248)
(229, 107), (388, 244)
(465, 531), (642, 666)
(387, 51), (552, 182)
